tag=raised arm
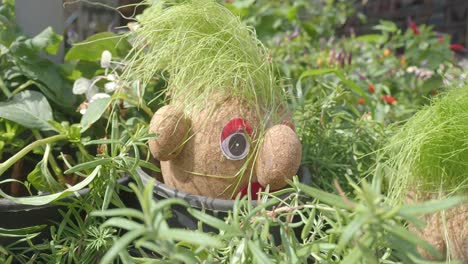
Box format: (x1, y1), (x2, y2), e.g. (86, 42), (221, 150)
(256, 124), (302, 190)
(148, 105), (190, 161)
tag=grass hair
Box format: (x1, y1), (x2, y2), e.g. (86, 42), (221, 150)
(120, 0), (286, 122)
(383, 86), (468, 204)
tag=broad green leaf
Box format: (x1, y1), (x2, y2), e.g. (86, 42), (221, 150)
(65, 32), (131, 62)
(80, 97), (111, 133)
(25, 27), (63, 55)
(0, 165), (101, 206)
(0, 90), (55, 131)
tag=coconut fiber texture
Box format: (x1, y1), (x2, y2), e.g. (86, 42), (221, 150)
(383, 86), (468, 262)
(124, 0), (302, 198)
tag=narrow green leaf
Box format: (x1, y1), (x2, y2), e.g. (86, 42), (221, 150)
(100, 228), (146, 264)
(383, 223), (440, 259)
(355, 34), (381, 43)
(0, 225), (46, 237)
(337, 215), (367, 252)
(101, 217), (142, 231)
(399, 196), (466, 216)
(247, 241), (273, 264)
(159, 228), (223, 248)
(297, 183), (353, 210)
(64, 158), (112, 174)
(91, 208), (144, 220)
(0, 165), (101, 205)
(188, 208), (241, 234)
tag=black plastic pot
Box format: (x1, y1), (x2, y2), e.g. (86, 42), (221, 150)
(136, 166), (312, 234)
(0, 176), (131, 246)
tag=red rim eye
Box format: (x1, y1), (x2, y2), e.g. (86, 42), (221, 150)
(220, 118), (251, 160)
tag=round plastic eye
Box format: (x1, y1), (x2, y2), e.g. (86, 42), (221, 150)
(221, 131), (249, 160)
(220, 118), (252, 160)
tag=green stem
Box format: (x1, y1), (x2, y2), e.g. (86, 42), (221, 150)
(32, 130), (65, 183)
(11, 80), (35, 96)
(0, 134), (67, 176)
(0, 76), (12, 98)
(127, 98), (154, 117)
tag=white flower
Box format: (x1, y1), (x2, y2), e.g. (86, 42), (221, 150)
(85, 83), (99, 101)
(79, 108), (87, 115)
(406, 66), (418, 73)
(89, 93), (111, 103)
(127, 22), (140, 32)
(104, 82), (117, 93)
(100, 50), (112, 68)
(73, 77), (91, 95)
(106, 74), (116, 81)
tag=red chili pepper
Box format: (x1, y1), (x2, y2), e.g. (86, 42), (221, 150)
(408, 19), (420, 35)
(368, 84), (375, 93)
(381, 95), (396, 104)
(450, 44), (465, 52)
(358, 97), (365, 105)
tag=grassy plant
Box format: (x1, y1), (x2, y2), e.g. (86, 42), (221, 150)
(92, 172), (465, 263)
(121, 0), (286, 123)
(382, 86), (468, 203)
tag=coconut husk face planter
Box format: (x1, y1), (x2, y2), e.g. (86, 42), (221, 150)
(123, 1), (302, 199)
(384, 87), (468, 262)
(406, 192), (467, 261)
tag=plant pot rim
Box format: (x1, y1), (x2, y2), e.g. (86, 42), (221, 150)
(0, 176), (131, 212)
(137, 165), (312, 212)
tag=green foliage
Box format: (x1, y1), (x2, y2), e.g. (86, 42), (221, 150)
(91, 174), (464, 263)
(65, 32), (131, 62)
(0, 90), (55, 131)
(0, 0), (466, 263)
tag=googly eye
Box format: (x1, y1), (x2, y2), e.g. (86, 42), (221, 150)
(220, 118), (252, 160)
(221, 131), (249, 160)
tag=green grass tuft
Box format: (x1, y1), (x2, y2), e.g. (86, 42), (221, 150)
(384, 86), (468, 203)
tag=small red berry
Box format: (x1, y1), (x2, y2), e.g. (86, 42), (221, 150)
(368, 84), (375, 93)
(382, 95), (396, 104)
(408, 19), (420, 35)
(358, 97), (365, 105)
